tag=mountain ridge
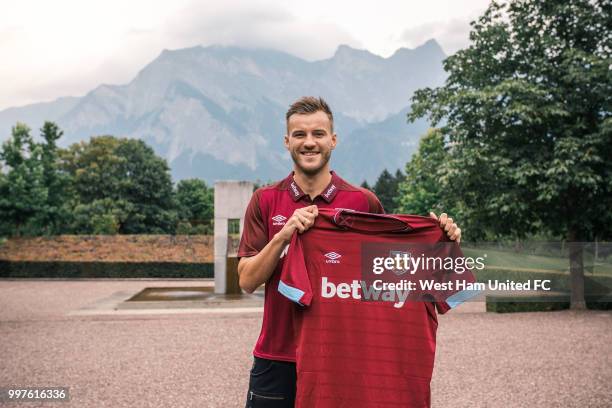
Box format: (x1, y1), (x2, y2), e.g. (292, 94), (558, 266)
(0, 40), (447, 184)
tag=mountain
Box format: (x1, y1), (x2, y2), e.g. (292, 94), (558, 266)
(0, 39), (447, 184)
(334, 107), (430, 184)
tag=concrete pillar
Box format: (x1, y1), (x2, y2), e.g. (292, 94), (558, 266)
(214, 181), (254, 294)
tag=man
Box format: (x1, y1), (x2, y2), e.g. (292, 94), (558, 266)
(237, 96), (461, 407)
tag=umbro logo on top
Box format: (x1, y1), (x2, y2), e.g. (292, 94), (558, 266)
(272, 215), (287, 225)
(324, 252), (341, 264)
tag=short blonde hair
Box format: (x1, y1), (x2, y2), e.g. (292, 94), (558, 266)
(286, 96), (334, 132)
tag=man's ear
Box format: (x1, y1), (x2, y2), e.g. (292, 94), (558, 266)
(331, 132), (337, 150)
(284, 134), (290, 150)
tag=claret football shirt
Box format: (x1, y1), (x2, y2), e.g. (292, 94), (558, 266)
(237, 171), (384, 362)
(279, 208), (478, 408)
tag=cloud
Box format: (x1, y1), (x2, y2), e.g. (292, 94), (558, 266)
(0, 0), (360, 110)
(2, 0), (495, 110)
(91, 1), (361, 100)
(160, 1), (360, 60)
(399, 15), (480, 56)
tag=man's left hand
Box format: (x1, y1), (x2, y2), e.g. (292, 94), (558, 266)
(430, 212), (461, 243)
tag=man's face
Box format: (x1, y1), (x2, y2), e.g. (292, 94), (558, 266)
(284, 111), (337, 176)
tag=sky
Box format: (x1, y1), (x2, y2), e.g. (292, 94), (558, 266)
(0, 0), (491, 111)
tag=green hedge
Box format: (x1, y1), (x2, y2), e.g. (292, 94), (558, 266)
(486, 298), (570, 313)
(486, 294), (612, 313)
(0, 260), (214, 279)
(479, 268), (612, 312)
(476, 268), (612, 293)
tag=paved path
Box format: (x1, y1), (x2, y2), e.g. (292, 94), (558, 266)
(0, 280), (610, 407)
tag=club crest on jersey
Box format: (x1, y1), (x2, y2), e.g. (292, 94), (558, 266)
(272, 215), (287, 226)
(389, 250), (412, 276)
(324, 252), (342, 264)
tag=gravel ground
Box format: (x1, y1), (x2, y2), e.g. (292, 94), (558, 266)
(0, 280), (610, 407)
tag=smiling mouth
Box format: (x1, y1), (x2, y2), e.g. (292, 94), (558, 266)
(300, 151), (319, 156)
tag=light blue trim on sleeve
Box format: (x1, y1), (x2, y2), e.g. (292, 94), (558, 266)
(278, 280), (305, 306)
(447, 289), (482, 309)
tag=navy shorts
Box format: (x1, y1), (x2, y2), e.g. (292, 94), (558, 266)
(245, 357), (296, 407)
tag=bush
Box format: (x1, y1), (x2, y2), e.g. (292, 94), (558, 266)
(0, 260), (214, 278)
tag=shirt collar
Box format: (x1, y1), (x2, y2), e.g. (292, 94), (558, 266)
(285, 171), (341, 203)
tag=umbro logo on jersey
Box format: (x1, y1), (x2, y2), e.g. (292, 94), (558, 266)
(324, 252), (342, 264)
(272, 215), (287, 225)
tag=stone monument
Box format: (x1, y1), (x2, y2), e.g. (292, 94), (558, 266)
(214, 181), (254, 294)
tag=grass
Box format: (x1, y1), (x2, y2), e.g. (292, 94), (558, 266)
(462, 246), (612, 276)
(459, 244), (612, 312)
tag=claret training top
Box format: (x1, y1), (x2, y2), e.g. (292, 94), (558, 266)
(237, 171), (384, 362)
(279, 208), (479, 408)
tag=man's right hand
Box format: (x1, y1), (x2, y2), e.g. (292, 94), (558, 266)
(276, 205), (319, 244)
(238, 205), (319, 293)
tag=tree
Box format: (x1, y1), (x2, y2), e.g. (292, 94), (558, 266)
(35, 122), (73, 234)
(0, 124), (47, 236)
(396, 129), (454, 217)
(407, 0), (612, 308)
(360, 180), (372, 191)
(392, 169), (407, 212)
(114, 139), (177, 233)
(60, 136), (177, 234)
(70, 198), (134, 235)
(175, 179), (214, 234)
(372, 169), (404, 213)
(59, 136), (125, 203)
(0, 167), (5, 236)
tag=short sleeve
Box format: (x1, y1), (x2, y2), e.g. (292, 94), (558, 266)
(434, 242), (481, 314)
(360, 187), (385, 214)
(278, 232), (312, 307)
(237, 189), (268, 258)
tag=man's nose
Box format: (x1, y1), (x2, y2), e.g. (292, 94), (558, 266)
(303, 134), (317, 147)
